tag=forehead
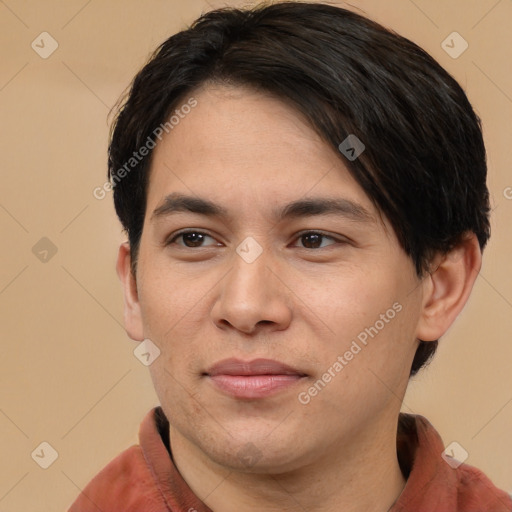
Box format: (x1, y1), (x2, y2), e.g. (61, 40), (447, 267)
(145, 84), (382, 226)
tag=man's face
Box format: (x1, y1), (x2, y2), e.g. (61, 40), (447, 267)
(130, 85), (426, 472)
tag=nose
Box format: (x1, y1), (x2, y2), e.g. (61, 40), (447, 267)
(211, 244), (292, 335)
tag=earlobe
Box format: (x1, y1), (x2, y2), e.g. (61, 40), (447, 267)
(116, 242), (145, 342)
(415, 233), (482, 342)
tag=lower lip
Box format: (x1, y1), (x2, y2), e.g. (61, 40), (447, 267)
(208, 374), (305, 399)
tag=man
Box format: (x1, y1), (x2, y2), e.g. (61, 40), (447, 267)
(68, 2), (512, 511)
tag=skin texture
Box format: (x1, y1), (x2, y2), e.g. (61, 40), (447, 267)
(116, 85), (482, 512)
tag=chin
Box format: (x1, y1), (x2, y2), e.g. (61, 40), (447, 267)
(201, 431), (312, 475)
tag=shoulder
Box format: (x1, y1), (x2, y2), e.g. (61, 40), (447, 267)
(395, 413), (512, 511)
(456, 462), (512, 512)
(67, 444), (165, 511)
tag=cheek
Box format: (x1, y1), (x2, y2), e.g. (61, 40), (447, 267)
(148, 362), (206, 434)
(294, 267), (395, 342)
(137, 261), (205, 336)
(299, 268), (417, 379)
(137, 261), (226, 364)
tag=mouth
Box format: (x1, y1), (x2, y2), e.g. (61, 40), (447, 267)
(204, 358), (308, 399)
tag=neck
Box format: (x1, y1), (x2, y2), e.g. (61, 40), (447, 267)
(169, 412), (407, 512)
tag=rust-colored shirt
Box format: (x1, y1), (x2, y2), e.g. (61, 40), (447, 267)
(68, 407), (512, 511)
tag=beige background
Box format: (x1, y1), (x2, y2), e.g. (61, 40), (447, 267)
(0, 0), (511, 510)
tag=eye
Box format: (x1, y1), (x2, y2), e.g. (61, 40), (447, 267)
(293, 231), (340, 249)
(166, 230), (220, 248)
(166, 229), (344, 250)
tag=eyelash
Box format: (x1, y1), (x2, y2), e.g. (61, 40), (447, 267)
(166, 229), (344, 250)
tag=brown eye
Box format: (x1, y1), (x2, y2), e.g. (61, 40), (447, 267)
(167, 230), (218, 248)
(295, 231), (338, 249)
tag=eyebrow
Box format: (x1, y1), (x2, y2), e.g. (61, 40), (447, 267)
(151, 192), (375, 224)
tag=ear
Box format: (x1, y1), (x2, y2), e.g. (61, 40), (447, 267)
(415, 233), (482, 342)
(116, 242), (145, 341)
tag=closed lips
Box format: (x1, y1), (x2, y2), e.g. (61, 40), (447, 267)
(205, 358), (307, 376)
